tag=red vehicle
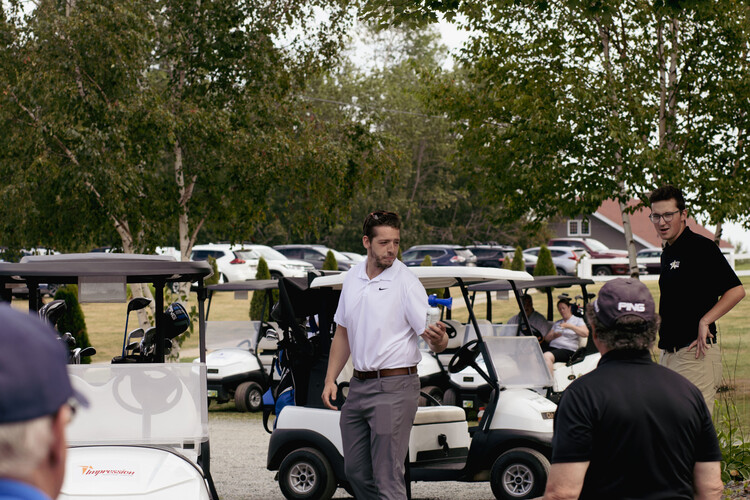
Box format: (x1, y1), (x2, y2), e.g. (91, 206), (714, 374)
(548, 238), (629, 276)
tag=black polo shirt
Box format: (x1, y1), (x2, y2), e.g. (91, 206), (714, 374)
(658, 226), (741, 350)
(552, 350), (721, 500)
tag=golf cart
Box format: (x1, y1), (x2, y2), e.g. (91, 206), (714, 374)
(266, 267), (560, 500)
(199, 280), (282, 411)
(0, 253), (218, 500)
(468, 276), (598, 399)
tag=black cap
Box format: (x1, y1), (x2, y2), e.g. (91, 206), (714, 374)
(0, 305), (88, 423)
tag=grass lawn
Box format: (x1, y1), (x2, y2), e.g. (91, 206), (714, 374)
(12, 275), (750, 433)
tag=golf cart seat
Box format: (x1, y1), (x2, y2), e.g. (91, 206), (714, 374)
(463, 319), (493, 344)
(443, 319), (464, 350)
(413, 405), (466, 425)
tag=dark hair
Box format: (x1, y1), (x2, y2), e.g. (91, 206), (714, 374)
(585, 303), (660, 350)
(649, 185), (686, 212)
(363, 211), (401, 240)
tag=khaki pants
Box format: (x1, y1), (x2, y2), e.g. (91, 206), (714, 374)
(660, 345), (722, 416)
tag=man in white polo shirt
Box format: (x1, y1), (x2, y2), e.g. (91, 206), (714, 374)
(321, 210), (448, 500)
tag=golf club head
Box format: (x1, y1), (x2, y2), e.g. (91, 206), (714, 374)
(39, 299), (67, 328)
(126, 327), (145, 344)
(127, 296), (152, 313)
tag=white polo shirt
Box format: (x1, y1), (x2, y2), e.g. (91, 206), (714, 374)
(334, 259), (428, 372)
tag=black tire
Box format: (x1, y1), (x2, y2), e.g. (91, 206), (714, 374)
(270, 271), (284, 280)
(555, 267), (566, 276)
(490, 447), (550, 499)
(442, 388), (458, 407)
(235, 381), (263, 412)
(278, 447), (337, 500)
(593, 266), (611, 276)
(418, 385), (443, 406)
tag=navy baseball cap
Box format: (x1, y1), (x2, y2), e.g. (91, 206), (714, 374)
(0, 304), (88, 424)
(593, 278), (655, 328)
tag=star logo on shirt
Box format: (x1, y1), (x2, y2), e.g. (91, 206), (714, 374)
(670, 260), (680, 270)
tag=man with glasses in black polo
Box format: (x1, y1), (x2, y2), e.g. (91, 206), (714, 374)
(648, 185), (745, 415)
(321, 210), (448, 500)
(0, 305), (88, 500)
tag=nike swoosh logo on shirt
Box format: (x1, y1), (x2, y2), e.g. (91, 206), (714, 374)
(379, 287), (388, 290)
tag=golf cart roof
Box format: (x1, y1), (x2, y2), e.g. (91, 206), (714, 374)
(0, 253), (212, 284)
(467, 275), (594, 292)
(310, 266), (533, 290)
(207, 280), (281, 292)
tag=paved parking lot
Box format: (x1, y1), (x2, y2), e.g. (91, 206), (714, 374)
(208, 409), (496, 500)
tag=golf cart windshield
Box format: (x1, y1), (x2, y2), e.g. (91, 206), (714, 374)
(205, 321), (266, 351)
(484, 337), (552, 389)
(67, 363), (208, 447)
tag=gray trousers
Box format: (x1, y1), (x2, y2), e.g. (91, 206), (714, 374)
(340, 374), (420, 500)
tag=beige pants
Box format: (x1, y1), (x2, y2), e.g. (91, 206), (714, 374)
(660, 345), (722, 416)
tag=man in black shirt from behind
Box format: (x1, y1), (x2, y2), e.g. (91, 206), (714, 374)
(539, 278), (723, 500)
(649, 185), (745, 414)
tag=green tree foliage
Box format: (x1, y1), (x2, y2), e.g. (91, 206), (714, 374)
(250, 257), (273, 321)
(363, 0), (750, 263)
(53, 285), (93, 364)
(323, 250), (338, 271)
(299, 24), (541, 251)
(511, 246), (525, 272)
(0, 0), (380, 265)
(534, 245), (557, 277)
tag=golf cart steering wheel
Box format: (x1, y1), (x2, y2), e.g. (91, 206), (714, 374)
(444, 322), (458, 340)
(519, 323), (544, 343)
(448, 339), (481, 374)
(113, 367), (184, 415)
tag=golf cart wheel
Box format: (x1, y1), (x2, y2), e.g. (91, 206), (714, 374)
(279, 447), (337, 500)
(418, 385), (443, 406)
(490, 447), (549, 499)
(235, 381), (263, 412)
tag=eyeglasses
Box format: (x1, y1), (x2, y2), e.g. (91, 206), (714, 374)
(648, 210), (681, 223)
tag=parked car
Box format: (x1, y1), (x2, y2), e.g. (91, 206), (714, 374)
(241, 244), (315, 279)
(523, 246), (586, 276)
(190, 244), (257, 283)
(401, 245), (477, 267)
(465, 244), (516, 268)
(548, 237), (629, 276)
(637, 247), (662, 274)
(341, 251), (366, 263)
(273, 244), (355, 271)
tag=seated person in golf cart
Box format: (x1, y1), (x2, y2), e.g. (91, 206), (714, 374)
(507, 293), (550, 340)
(542, 297), (588, 375)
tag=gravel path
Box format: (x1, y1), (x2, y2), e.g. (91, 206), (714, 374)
(207, 409), (496, 500)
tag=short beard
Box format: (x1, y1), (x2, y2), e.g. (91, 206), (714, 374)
(373, 255), (393, 270)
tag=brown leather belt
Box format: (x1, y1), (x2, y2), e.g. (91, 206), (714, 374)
(353, 366), (418, 380)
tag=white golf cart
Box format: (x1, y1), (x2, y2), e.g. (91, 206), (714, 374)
(199, 280), (282, 411)
(467, 276), (599, 400)
(266, 267), (559, 500)
(0, 253), (218, 500)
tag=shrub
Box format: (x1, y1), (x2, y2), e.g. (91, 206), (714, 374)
(323, 250), (338, 271)
(205, 256), (220, 285)
(421, 255), (444, 298)
(250, 257), (276, 321)
(534, 245), (557, 276)
(511, 246), (526, 272)
(502, 252), (513, 269)
(53, 285), (93, 364)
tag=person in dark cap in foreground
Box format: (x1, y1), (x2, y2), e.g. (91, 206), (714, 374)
(537, 278), (723, 500)
(0, 305), (88, 500)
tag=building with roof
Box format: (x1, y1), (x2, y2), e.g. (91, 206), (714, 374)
(549, 199), (733, 251)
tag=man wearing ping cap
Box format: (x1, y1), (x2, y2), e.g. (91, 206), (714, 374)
(538, 278), (723, 500)
(0, 305), (88, 500)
